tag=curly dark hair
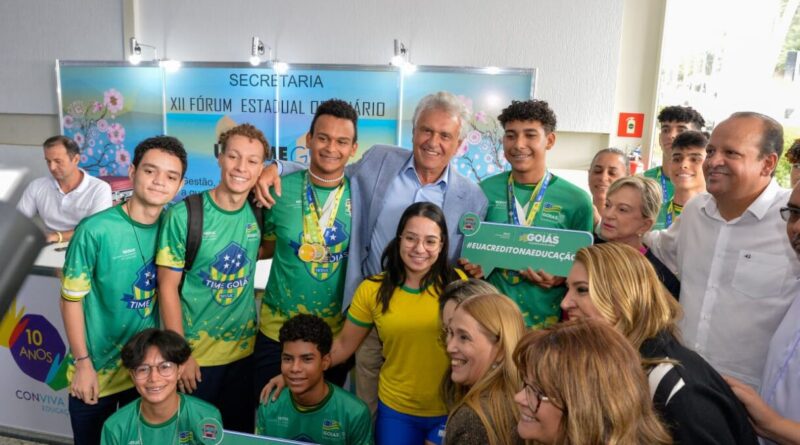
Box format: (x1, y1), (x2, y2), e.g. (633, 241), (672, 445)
(43, 135), (81, 158)
(132, 135), (188, 178)
(309, 99), (359, 143)
(671, 130), (708, 151)
(218, 123), (271, 161)
(786, 139), (800, 164)
(657, 106), (705, 130)
(121, 329), (192, 369)
(279, 314), (333, 355)
(498, 100), (557, 133)
(371, 202), (461, 314)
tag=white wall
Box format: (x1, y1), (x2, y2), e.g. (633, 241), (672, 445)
(134, 0), (623, 133)
(0, 0), (668, 173)
(0, 0), (124, 114)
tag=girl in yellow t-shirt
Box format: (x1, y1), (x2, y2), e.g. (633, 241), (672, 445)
(260, 202), (464, 444)
(345, 202), (464, 445)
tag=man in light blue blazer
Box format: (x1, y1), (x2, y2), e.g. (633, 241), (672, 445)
(256, 91), (488, 415)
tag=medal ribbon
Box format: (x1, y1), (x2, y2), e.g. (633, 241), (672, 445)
(659, 169), (672, 228)
(302, 172), (346, 248)
(507, 171), (551, 227)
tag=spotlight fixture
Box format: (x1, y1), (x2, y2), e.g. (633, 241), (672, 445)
(390, 39), (416, 74)
(390, 39), (407, 67)
(128, 37), (158, 65)
(250, 36), (266, 66)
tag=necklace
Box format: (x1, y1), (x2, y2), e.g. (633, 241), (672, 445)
(307, 167), (344, 184)
(126, 200), (147, 266)
(137, 396), (181, 445)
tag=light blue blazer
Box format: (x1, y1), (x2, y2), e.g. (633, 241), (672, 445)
(282, 144), (488, 309)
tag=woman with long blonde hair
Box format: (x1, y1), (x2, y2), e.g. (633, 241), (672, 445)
(561, 242), (758, 444)
(442, 293), (526, 445)
(512, 319), (671, 444)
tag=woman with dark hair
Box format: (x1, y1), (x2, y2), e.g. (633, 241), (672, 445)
(101, 329), (223, 445)
(262, 202), (464, 445)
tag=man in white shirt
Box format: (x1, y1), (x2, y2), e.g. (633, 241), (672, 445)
(757, 186), (800, 430)
(17, 135), (112, 243)
(646, 111), (800, 390)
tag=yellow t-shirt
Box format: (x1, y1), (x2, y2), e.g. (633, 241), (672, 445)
(347, 271), (465, 417)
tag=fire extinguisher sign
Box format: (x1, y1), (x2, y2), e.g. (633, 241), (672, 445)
(617, 113), (645, 138)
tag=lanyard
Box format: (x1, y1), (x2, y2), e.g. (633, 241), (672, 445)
(302, 172), (346, 246)
(658, 168), (673, 228)
(507, 171), (551, 227)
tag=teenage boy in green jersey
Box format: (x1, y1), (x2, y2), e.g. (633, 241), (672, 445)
(253, 99), (357, 397)
(257, 314), (373, 445)
(157, 123), (267, 433)
(460, 100), (593, 328)
(644, 105), (705, 229)
(61, 136), (188, 445)
(663, 130), (707, 226)
(101, 329), (223, 445)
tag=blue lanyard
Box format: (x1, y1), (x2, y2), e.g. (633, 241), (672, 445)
(658, 168), (672, 228)
(507, 171), (551, 226)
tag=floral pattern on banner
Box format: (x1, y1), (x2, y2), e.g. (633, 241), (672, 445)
(62, 88), (130, 177)
(454, 95), (510, 183)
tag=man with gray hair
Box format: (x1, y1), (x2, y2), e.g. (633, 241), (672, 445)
(256, 92), (488, 416)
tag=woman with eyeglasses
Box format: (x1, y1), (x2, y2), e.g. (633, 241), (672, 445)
(441, 293), (526, 445)
(262, 202), (465, 445)
(560, 242), (759, 445)
(512, 319), (671, 444)
(598, 176), (680, 299)
(101, 329), (223, 445)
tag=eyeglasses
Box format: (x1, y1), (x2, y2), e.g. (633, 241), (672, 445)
(523, 382), (552, 414)
(399, 233), (441, 250)
(131, 361), (177, 380)
(780, 206), (800, 222)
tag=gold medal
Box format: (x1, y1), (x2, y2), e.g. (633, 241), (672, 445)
(298, 243), (316, 262)
(311, 243), (327, 262)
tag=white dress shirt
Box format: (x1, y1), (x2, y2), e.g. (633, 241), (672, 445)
(760, 293), (800, 427)
(16, 169), (112, 232)
(646, 181), (800, 389)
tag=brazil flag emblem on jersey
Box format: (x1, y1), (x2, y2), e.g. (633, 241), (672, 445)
(199, 242), (250, 306)
(121, 260), (157, 318)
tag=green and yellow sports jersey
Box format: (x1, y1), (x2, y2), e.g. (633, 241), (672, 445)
(61, 204), (160, 397)
(256, 382), (373, 445)
(480, 172), (593, 328)
(348, 271), (467, 417)
(643, 166), (675, 230)
(156, 191), (260, 366)
(260, 171), (351, 341)
(101, 394), (223, 445)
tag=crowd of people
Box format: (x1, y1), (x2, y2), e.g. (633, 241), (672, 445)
(19, 89), (800, 444)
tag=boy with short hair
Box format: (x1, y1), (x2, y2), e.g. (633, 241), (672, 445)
(644, 105), (705, 229)
(101, 329), (223, 445)
(61, 136), (188, 445)
(257, 314), (373, 445)
(666, 130), (707, 223)
(463, 100), (593, 328)
(157, 123), (268, 433)
(254, 99), (358, 396)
